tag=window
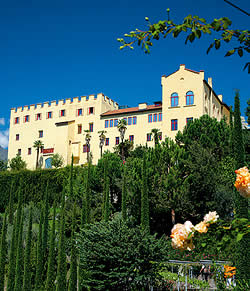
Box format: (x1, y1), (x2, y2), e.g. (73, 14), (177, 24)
(186, 91), (194, 105)
(153, 114), (157, 122)
(186, 117), (193, 124)
(77, 108), (83, 116)
(109, 119), (113, 127)
(24, 115), (29, 123)
(47, 111), (52, 119)
(39, 130), (43, 138)
(83, 145), (90, 153)
(28, 148), (31, 155)
(148, 114), (152, 123)
(123, 117), (127, 124)
(147, 133), (151, 141)
(171, 93), (179, 107)
(16, 134), (19, 141)
(159, 132), (162, 140)
(128, 117), (132, 125)
(105, 120), (109, 128)
(60, 110), (65, 117)
(171, 119), (178, 131)
(36, 113), (41, 120)
(89, 107), (94, 114)
(114, 119), (118, 127)
(89, 123), (93, 132)
(129, 135), (134, 142)
(133, 116), (137, 125)
(115, 137), (119, 145)
(14, 117), (19, 124)
(78, 124), (82, 134)
(105, 138), (109, 146)
(158, 113), (162, 122)
(18, 149), (21, 155)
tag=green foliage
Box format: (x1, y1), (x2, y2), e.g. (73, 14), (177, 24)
(118, 12), (250, 72)
(51, 153), (64, 168)
(103, 177), (110, 222)
(246, 99), (250, 125)
(141, 156), (149, 232)
(121, 166), (127, 221)
(8, 183), (14, 224)
(23, 207), (32, 291)
(14, 211), (24, 291)
(33, 140), (44, 169)
(0, 160), (7, 171)
(42, 185), (49, 275)
(0, 211), (7, 291)
(9, 154), (27, 171)
(7, 217), (17, 291)
(46, 205), (56, 291)
(78, 214), (168, 290)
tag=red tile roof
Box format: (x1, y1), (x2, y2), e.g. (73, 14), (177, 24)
(101, 104), (162, 116)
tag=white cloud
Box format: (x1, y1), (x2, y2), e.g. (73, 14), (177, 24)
(0, 129), (9, 148)
(0, 118), (5, 126)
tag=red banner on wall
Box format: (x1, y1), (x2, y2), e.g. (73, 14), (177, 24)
(42, 148), (54, 154)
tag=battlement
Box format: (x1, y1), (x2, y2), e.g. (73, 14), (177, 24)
(11, 93), (119, 113)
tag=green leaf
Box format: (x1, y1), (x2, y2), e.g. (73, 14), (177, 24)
(225, 49), (235, 57)
(215, 39), (220, 49)
(238, 48), (243, 57)
(206, 43), (214, 54)
(236, 233), (244, 242)
(201, 243), (206, 247)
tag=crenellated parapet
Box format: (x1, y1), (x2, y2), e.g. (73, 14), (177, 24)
(10, 93), (119, 114)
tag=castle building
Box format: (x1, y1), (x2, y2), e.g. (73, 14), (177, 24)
(8, 65), (230, 169)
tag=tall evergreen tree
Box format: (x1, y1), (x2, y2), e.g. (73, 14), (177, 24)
(7, 217), (17, 291)
(121, 167), (127, 221)
(46, 204), (56, 291)
(81, 162), (91, 227)
(229, 106), (234, 153)
(141, 156), (150, 232)
(56, 194), (67, 291)
(23, 207), (33, 291)
(68, 203), (78, 291)
(14, 189), (23, 249)
(232, 91), (249, 285)
(102, 158), (108, 220)
(34, 208), (44, 290)
(104, 177), (110, 222)
(8, 182), (14, 224)
(69, 155), (74, 197)
(246, 99), (250, 125)
(0, 211), (7, 291)
(14, 211), (24, 291)
(42, 185), (49, 267)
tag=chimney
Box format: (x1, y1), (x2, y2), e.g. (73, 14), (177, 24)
(208, 77), (212, 88)
(179, 64), (185, 70)
(138, 103), (147, 110)
(218, 94), (223, 102)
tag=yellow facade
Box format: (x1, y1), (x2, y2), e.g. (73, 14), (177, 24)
(8, 65), (230, 169)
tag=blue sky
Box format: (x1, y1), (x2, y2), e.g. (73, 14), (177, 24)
(0, 0), (249, 148)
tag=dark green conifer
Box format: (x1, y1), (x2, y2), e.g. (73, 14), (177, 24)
(7, 217), (17, 291)
(56, 194), (67, 291)
(141, 156), (149, 232)
(81, 162), (91, 227)
(121, 167), (127, 221)
(233, 91), (249, 284)
(34, 208), (44, 290)
(0, 211), (7, 291)
(8, 182), (14, 224)
(46, 204), (56, 291)
(102, 158), (108, 220)
(68, 203), (78, 291)
(14, 211), (24, 291)
(42, 185), (49, 265)
(69, 155), (74, 198)
(104, 177), (110, 222)
(23, 207), (33, 291)
(14, 189), (23, 249)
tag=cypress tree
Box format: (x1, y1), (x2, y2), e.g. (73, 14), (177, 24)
(14, 211), (24, 291)
(229, 106), (234, 153)
(42, 185), (49, 265)
(232, 91), (249, 284)
(121, 167), (127, 221)
(34, 208), (44, 290)
(81, 162), (91, 227)
(0, 211), (7, 291)
(104, 176), (110, 222)
(68, 203), (78, 291)
(46, 204), (56, 291)
(23, 207), (33, 291)
(56, 194), (67, 291)
(14, 188), (23, 249)
(8, 182), (14, 224)
(7, 217), (17, 291)
(102, 158), (108, 220)
(141, 156), (149, 232)
(69, 155), (74, 198)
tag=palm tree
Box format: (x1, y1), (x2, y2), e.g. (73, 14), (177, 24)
(151, 128), (161, 146)
(84, 130), (91, 163)
(98, 130), (107, 158)
(33, 140), (44, 169)
(117, 119), (127, 161)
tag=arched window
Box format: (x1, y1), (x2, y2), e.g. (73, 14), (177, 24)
(45, 157), (52, 169)
(171, 93), (179, 107)
(186, 91), (194, 105)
